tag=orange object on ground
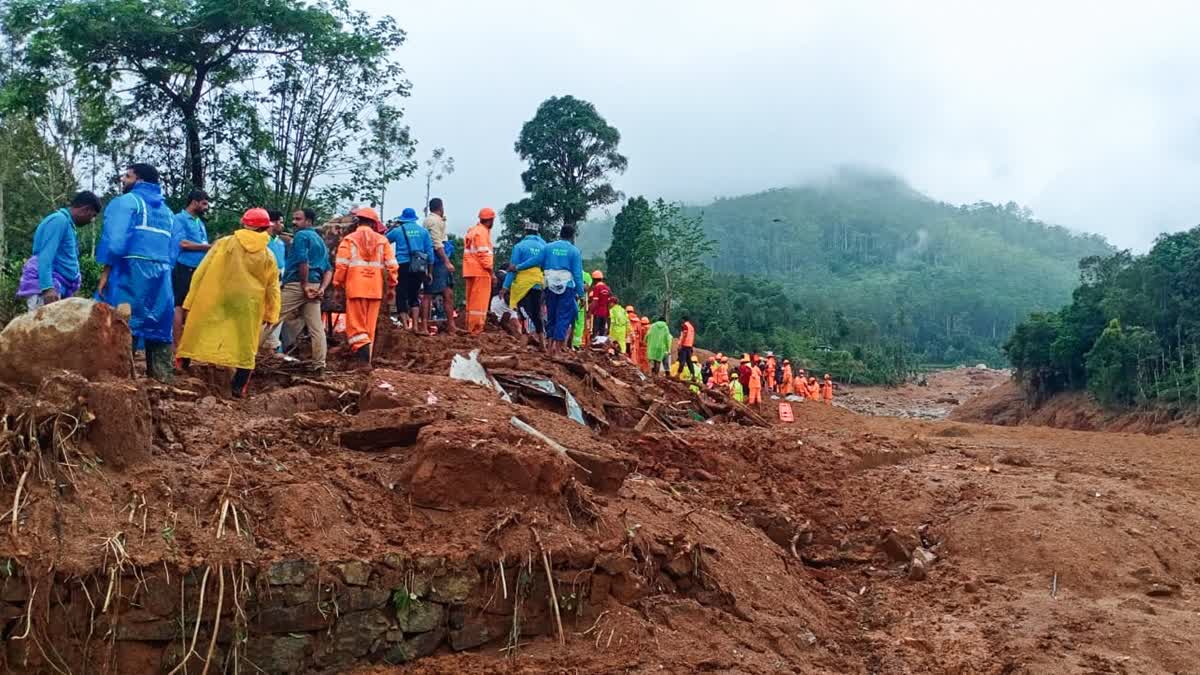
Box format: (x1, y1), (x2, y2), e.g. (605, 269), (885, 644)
(334, 224), (398, 353)
(462, 220), (494, 335)
(778, 402), (794, 422)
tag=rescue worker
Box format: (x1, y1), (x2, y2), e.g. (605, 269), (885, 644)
(747, 357), (763, 406)
(823, 374), (835, 405)
(711, 355), (729, 387)
(738, 356), (753, 399)
(463, 208), (496, 335)
(765, 353), (777, 393)
(678, 316), (696, 379)
(387, 207), (434, 334)
(333, 207), (398, 363)
(421, 198), (458, 336)
(17, 191), (100, 311)
(808, 377), (821, 401)
(177, 208), (281, 398)
(794, 369), (807, 398)
(170, 190), (211, 351)
(635, 316), (651, 371)
(701, 357), (713, 386)
(609, 299), (629, 354)
(588, 271), (612, 338)
(505, 221), (547, 344)
(574, 274), (591, 348)
(96, 163), (177, 382)
(625, 305), (640, 355)
(645, 317), (672, 374)
(782, 359), (794, 394)
(539, 224), (585, 352)
(730, 371), (744, 402)
(278, 208), (332, 372)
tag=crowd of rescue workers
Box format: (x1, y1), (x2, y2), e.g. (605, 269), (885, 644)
(15, 162), (836, 405)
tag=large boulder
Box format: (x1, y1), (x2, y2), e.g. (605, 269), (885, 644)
(0, 298), (132, 385)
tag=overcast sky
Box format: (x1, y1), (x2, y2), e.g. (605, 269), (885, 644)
(362, 0), (1200, 250)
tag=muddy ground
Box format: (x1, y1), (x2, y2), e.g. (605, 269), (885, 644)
(1, 326), (1197, 674)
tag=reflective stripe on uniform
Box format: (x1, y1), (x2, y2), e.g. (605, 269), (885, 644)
(347, 333), (370, 345)
(464, 247), (492, 254)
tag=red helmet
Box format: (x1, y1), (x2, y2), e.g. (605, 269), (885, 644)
(241, 207), (271, 229)
(478, 207), (496, 221)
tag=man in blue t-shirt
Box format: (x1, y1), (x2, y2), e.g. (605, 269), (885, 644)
(276, 208), (332, 371)
(386, 207), (435, 333)
(170, 189), (211, 349)
(18, 191), (101, 311)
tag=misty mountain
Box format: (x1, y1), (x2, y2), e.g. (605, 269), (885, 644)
(585, 168), (1114, 363)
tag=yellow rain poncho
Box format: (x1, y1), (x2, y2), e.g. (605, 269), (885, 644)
(178, 229), (281, 370)
(608, 304), (629, 353)
(508, 267), (544, 309)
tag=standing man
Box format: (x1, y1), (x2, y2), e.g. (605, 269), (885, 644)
(462, 207), (495, 335)
(539, 224), (585, 352)
(608, 299), (629, 354)
(421, 198), (458, 336)
(333, 207), (398, 364)
(506, 221), (547, 346)
(260, 209), (288, 352)
(177, 208), (281, 398)
(588, 271), (612, 338)
(96, 163), (177, 382)
(17, 191), (100, 311)
(387, 207), (434, 334)
(823, 374), (835, 405)
(278, 208), (332, 372)
(678, 316), (696, 379)
(170, 189), (211, 352)
(645, 317), (672, 375)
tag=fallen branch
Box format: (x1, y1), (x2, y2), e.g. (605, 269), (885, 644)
(288, 376), (360, 397)
(510, 417), (591, 474)
(531, 528), (565, 646)
(633, 403), (662, 433)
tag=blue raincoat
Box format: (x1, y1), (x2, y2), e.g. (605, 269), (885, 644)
(96, 182), (176, 344)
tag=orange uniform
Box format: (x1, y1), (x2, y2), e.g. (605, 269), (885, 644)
(781, 363), (793, 394)
(765, 356), (777, 392)
(680, 321), (695, 347)
(634, 317), (651, 371)
(334, 222), (399, 357)
(747, 363), (763, 404)
(462, 219), (495, 335)
(626, 311), (640, 355)
(822, 376), (834, 404)
(808, 378), (820, 401)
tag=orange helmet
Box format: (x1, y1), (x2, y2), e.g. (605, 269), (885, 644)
(625, 305), (634, 312)
(478, 207), (496, 221)
(640, 316), (649, 324)
(591, 270), (604, 280)
(241, 207), (271, 229)
(352, 206), (382, 225)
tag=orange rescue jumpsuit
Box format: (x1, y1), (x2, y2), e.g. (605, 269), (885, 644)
(807, 378), (820, 401)
(747, 363), (763, 405)
(765, 356), (777, 392)
(781, 364), (793, 394)
(626, 311), (640, 355)
(822, 377), (834, 404)
(334, 225), (399, 356)
(462, 222), (494, 334)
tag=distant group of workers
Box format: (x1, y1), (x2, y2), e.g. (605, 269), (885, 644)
(17, 162), (837, 406)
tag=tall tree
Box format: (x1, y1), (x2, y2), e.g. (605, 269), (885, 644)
(604, 196), (657, 304)
(422, 146), (454, 215)
(5, 0), (361, 189)
(648, 199), (715, 324)
(503, 95), (626, 248)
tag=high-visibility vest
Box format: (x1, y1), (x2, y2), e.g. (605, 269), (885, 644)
(463, 223), (494, 277)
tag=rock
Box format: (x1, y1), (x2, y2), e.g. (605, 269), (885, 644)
(449, 615), (508, 651)
(563, 447), (632, 494)
(911, 547), (937, 566)
(338, 561), (372, 587)
(267, 560), (318, 586)
(663, 555), (695, 578)
(256, 385), (338, 417)
(114, 619), (181, 641)
(1118, 598), (1157, 615)
(340, 587), (390, 612)
(986, 503), (1017, 512)
(690, 468), (718, 482)
(396, 600), (446, 633)
(381, 627), (446, 664)
(327, 609), (391, 660)
(997, 452), (1032, 467)
(908, 558), (928, 581)
(0, 298), (132, 385)
(358, 369), (424, 411)
(596, 552), (636, 575)
(878, 530), (911, 563)
(252, 603), (333, 633)
(340, 407), (446, 451)
(964, 580), (980, 593)
(243, 635), (311, 673)
(428, 566), (481, 603)
(1146, 584), (1177, 598)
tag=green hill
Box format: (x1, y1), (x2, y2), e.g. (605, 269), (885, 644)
(585, 167), (1113, 365)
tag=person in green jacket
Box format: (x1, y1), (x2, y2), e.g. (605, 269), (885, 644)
(730, 371), (745, 402)
(608, 300), (629, 354)
(645, 317), (672, 374)
(572, 275), (592, 349)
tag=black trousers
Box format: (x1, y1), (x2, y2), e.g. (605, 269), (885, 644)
(592, 315), (609, 337)
(518, 288), (544, 335)
(678, 346), (695, 376)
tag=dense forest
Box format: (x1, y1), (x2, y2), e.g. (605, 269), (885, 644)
(1005, 226), (1200, 409)
(587, 168), (1112, 369)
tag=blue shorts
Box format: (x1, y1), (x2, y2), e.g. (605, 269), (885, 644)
(423, 262), (451, 294)
(545, 290), (578, 341)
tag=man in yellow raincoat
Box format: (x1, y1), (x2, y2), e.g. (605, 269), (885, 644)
(608, 298), (629, 354)
(177, 208), (281, 398)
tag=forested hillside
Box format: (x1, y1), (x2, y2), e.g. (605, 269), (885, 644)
(591, 168), (1112, 365)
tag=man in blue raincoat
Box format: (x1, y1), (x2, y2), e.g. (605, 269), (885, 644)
(96, 163), (177, 382)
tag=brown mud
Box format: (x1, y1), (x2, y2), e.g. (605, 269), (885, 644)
(1, 320), (1198, 673)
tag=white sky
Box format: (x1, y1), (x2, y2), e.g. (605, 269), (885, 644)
(363, 0), (1200, 250)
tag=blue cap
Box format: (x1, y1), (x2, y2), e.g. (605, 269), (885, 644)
(399, 207), (420, 223)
